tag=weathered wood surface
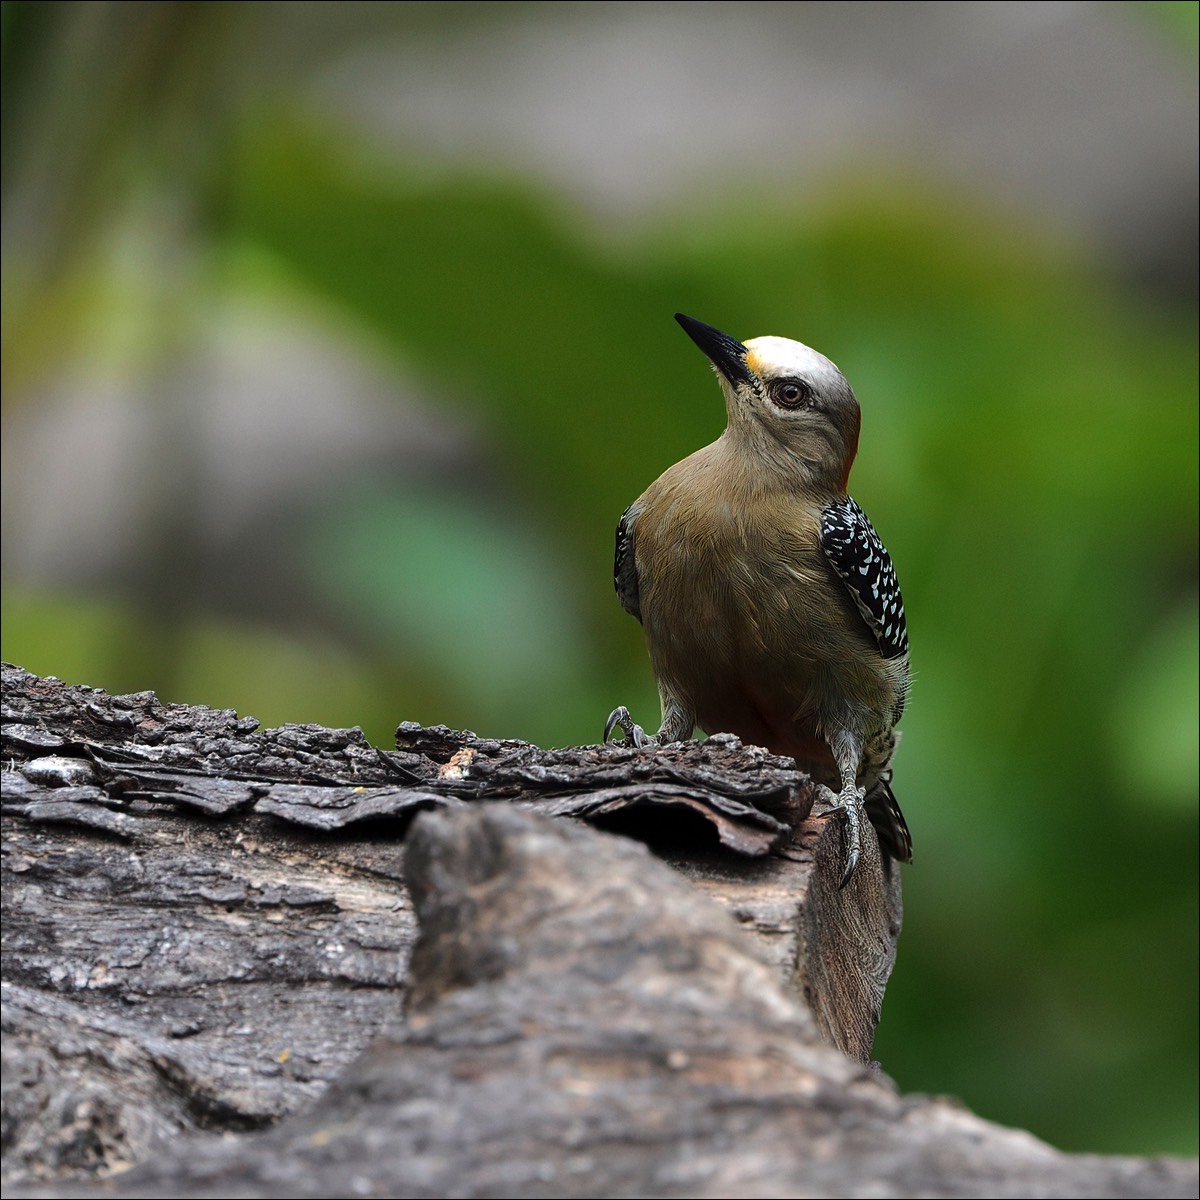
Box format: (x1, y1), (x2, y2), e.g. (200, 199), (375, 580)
(2, 664), (1195, 1198)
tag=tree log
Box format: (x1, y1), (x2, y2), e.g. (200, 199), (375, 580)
(2, 664), (1194, 1198)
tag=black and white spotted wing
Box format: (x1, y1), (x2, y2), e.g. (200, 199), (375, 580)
(613, 504), (641, 624)
(820, 496), (909, 661)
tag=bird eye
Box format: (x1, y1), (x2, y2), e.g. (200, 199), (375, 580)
(773, 380), (811, 408)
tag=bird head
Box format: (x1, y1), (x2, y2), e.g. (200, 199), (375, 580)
(674, 313), (861, 492)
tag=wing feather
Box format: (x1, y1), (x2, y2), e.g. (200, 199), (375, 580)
(614, 504), (641, 623)
(819, 496), (909, 661)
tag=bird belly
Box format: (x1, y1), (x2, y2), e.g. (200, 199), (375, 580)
(642, 541), (895, 776)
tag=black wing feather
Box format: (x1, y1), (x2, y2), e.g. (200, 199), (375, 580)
(614, 504), (641, 623)
(820, 496), (908, 661)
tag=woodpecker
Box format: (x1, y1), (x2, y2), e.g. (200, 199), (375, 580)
(605, 313), (912, 886)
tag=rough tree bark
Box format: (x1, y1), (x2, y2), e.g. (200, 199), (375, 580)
(1, 664), (1195, 1199)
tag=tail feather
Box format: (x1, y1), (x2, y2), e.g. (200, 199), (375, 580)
(865, 776), (913, 864)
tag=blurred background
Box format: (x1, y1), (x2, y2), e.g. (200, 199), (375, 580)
(2, 0), (1196, 1159)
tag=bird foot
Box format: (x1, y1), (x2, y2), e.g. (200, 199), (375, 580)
(812, 784), (865, 889)
(604, 706), (657, 748)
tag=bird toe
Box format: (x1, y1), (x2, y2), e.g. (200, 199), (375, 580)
(603, 706), (654, 748)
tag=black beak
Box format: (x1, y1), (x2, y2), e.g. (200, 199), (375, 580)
(674, 313), (754, 387)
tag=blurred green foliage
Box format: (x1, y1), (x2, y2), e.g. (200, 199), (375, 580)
(2, 0), (1196, 1160)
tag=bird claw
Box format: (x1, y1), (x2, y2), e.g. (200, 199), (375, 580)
(813, 785), (865, 889)
(604, 706), (655, 748)
(838, 845), (861, 891)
